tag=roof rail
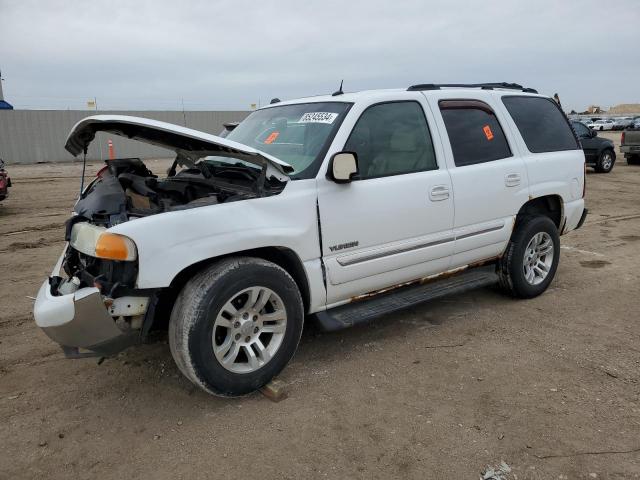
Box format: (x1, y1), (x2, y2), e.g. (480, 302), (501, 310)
(407, 82), (538, 94)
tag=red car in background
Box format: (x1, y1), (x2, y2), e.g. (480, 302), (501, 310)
(0, 158), (11, 202)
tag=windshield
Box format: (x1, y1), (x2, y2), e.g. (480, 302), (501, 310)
(206, 102), (351, 179)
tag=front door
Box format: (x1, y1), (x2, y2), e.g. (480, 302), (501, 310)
(317, 100), (455, 305)
(573, 121), (598, 162)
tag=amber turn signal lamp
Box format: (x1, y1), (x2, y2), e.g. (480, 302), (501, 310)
(95, 233), (137, 261)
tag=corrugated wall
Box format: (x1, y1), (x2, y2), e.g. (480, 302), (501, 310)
(0, 110), (250, 164)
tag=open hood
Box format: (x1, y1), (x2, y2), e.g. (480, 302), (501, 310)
(65, 115), (294, 175)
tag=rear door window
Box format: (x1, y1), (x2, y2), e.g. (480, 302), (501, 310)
(502, 96), (579, 153)
(439, 100), (512, 167)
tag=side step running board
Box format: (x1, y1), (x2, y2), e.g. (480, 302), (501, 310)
(314, 265), (499, 331)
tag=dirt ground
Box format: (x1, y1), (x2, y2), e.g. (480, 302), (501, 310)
(1, 132), (639, 479)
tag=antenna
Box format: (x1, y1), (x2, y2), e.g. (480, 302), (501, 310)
(332, 80), (344, 96)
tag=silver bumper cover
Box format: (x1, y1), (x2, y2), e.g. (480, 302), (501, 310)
(33, 246), (143, 356)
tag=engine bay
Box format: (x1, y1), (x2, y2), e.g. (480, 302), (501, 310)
(74, 157), (287, 227)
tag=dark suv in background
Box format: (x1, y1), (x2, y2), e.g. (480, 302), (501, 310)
(571, 121), (616, 173)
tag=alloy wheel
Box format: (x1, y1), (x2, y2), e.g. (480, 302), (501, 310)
(211, 286), (287, 374)
(522, 232), (554, 285)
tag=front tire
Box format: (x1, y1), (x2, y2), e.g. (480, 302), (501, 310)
(169, 257), (304, 396)
(595, 149), (615, 173)
(498, 216), (560, 299)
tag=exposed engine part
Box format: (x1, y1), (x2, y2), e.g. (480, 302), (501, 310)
(73, 157), (286, 227)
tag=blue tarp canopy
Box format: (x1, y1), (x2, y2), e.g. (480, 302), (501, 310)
(0, 100), (13, 110)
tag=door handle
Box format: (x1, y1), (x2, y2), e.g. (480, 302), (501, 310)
(505, 173), (521, 187)
(429, 185), (450, 201)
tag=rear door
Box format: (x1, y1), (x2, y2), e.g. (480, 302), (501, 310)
(428, 96), (530, 268)
(316, 99), (454, 305)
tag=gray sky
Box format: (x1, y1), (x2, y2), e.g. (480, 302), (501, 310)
(1, 0), (638, 112)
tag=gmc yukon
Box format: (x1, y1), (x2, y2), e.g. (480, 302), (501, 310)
(34, 83), (587, 396)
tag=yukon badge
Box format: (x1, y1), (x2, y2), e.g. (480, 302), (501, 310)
(329, 241), (359, 252)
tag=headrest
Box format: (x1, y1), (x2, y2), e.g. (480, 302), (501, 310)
(389, 128), (418, 152)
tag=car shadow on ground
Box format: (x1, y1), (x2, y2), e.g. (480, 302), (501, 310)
(89, 284), (505, 409)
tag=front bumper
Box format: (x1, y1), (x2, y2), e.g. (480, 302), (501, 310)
(33, 247), (141, 357)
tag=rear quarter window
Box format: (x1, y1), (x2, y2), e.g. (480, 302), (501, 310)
(502, 96), (579, 153)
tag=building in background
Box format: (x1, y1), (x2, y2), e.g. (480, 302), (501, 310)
(608, 104), (640, 115)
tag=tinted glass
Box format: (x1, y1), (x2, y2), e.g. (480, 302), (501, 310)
(439, 102), (512, 167)
(572, 121), (590, 137)
(344, 102), (437, 179)
(502, 96), (579, 153)
(219, 102), (351, 179)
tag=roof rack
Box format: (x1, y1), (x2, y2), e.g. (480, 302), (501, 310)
(407, 82), (538, 94)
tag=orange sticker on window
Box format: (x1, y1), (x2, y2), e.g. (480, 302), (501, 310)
(264, 131), (280, 144)
(483, 125), (494, 141)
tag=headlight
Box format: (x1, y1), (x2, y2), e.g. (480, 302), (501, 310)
(70, 223), (137, 261)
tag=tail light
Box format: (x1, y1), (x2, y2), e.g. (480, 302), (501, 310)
(621, 131), (625, 145)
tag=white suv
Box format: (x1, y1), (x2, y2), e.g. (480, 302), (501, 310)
(34, 83), (587, 396)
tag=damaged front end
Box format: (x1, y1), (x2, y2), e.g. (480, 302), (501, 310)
(34, 115), (293, 357)
(67, 115), (292, 228)
(34, 244), (149, 358)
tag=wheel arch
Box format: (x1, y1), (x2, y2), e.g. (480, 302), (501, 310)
(168, 246), (311, 314)
(516, 195), (564, 230)
(599, 145), (616, 158)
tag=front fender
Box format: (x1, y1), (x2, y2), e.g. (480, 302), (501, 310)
(109, 180), (320, 289)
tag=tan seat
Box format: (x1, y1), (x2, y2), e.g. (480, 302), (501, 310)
(368, 127), (426, 177)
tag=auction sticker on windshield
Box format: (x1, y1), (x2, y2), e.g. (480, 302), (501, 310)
(299, 112), (338, 124)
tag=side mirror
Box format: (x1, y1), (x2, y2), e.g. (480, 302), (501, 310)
(590, 129), (597, 138)
(329, 152), (358, 183)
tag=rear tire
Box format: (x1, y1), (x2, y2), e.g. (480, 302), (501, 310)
(498, 216), (560, 299)
(594, 149), (615, 173)
(627, 155), (640, 166)
(169, 257), (304, 396)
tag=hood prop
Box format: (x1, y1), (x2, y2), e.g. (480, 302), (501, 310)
(79, 146), (88, 197)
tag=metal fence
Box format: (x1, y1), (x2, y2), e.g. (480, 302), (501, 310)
(0, 110), (250, 164)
